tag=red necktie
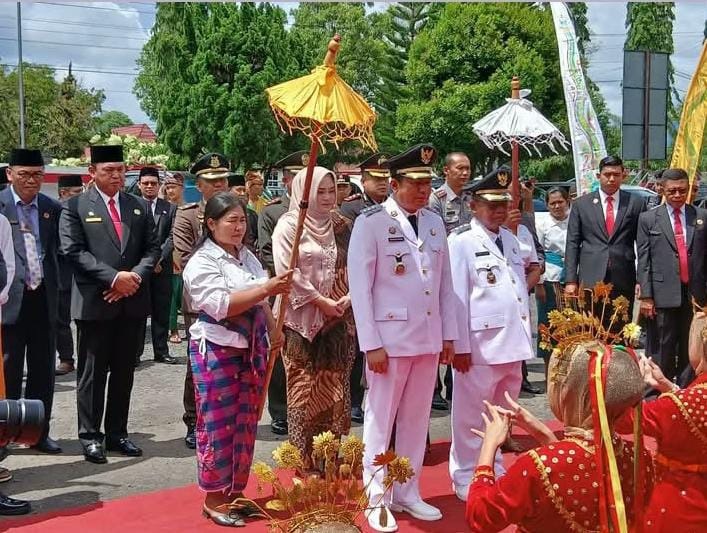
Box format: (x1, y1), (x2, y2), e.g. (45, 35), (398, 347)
(108, 198), (123, 243)
(673, 207), (689, 283)
(605, 195), (615, 235)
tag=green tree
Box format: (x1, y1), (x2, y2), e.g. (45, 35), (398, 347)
(0, 63), (104, 160)
(94, 110), (133, 137)
(135, 2), (299, 168)
(397, 3), (569, 175)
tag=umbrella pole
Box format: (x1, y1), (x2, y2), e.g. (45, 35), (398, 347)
(510, 76), (521, 211)
(257, 134), (320, 420)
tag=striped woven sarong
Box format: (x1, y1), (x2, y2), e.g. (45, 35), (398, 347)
(189, 339), (263, 493)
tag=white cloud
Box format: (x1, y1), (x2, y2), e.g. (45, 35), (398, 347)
(0, 1), (153, 125)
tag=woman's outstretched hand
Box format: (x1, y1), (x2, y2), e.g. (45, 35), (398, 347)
(264, 270), (293, 297)
(471, 400), (511, 450)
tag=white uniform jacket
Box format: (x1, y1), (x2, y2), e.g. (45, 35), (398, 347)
(348, 196), (458, 356)
(449, 218), (534, 365)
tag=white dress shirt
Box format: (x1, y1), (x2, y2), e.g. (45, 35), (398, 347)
(0, 213), (16, 305)
(598, 189), (619, 220)
(667, 203), (687, 236)
(183, 238), (268, 348)
(95, 186), (121, 219)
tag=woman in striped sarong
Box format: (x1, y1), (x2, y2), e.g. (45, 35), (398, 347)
(272, 166), (356, 472)
(183, 193), (292, 527)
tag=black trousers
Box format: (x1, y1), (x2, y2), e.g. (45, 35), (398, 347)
(2, 285), (55, 437)
(76, 318), (142, 444)
(350, 349), (365, 410)
(56, 288), (74, 363)
(267, 357), (288, 422)
(433, 365), (453, 400)
(651, 285), (693, 383)
(182, 313), (197, 429)
(137, 270), (172, 359)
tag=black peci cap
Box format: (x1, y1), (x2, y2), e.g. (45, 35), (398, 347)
(90, 145), (124, 164)
(58, 174), (83, 188)
(9, 148), (44, 167)
(139, 166), (160, 179)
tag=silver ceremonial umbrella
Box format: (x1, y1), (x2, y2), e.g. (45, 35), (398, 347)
(473, 77), (569, 207)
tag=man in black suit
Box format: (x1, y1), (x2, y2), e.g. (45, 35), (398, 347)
(59, 145), (160, 464)
(0, 148), (62, 455)
(134, 167), (177, 366)
(565, 155), (646, 315)
(637, 168), (705, 382)
(55, 174), (85, 376)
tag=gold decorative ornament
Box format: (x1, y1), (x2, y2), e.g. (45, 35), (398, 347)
(420, 147), (434, 165)
(497, 171), (509, 187)
(209, 155), (220, 168)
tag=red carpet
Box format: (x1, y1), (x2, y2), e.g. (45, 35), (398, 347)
(2, 422), (568, 533)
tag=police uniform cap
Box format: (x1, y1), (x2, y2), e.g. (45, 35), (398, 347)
(358, 152), (391, 179)
(190, 153), (231, 180)
(139, 166), (160, 179)
(336, 173), (351, 186)
(90, 145), (124, 164)
(58, 174), (83, 188)
(386, 144), (436, 180)
(9, 148), (44, 167)
(469, 166), (513, 202)
(272, 151), (310, 171)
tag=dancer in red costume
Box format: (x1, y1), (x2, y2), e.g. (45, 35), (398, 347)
(465, 343), (653, 533)
(615, 312), (707, 533)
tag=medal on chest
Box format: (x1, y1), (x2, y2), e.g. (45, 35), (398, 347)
(394, 253), (406, 275)
(486, 270), (497, 284)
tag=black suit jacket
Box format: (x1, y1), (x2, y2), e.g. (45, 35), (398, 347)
(0, 188), (61, 325)
(637, 204), (701, 308)
(140, 196), (176, 275)
(689, 207), (707, 307)
(59, 187), (161, 321)
(565, 189), (646, 296)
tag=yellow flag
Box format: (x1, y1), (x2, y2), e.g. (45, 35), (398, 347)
(671, 41), (707, 199)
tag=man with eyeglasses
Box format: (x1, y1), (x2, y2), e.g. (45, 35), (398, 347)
(0, 148), (63, 458)
(637, 168), (706, 385)
(134, 167), (177, 366)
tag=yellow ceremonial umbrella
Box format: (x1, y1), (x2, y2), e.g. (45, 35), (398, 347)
(258, 34), (377, 418)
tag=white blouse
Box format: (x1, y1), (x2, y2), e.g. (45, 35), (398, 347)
(536, 213), (569, 282)
(182, 238), (268, 348)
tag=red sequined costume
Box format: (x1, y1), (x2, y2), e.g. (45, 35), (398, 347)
(465, 437), (653, 533)
(616, 373), (707, 532)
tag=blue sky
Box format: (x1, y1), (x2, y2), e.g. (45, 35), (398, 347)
(0, 1), (704, 129)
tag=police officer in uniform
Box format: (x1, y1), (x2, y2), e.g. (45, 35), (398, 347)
(340, 153), (390, 221)
(349, 144), (458, 531)
(257, 151), (308, 436)
(447, 169), (539, 502)
(427, 152), (473, 410)
(55, 174), (85, 375)
(172, 153), (229, 448)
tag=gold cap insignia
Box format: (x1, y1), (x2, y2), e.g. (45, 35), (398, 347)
(497, 171), (509, 187)
(209, 155), (220, 168)
(420, 147), (434, 165)
(302, 154), (310, 166)
(378, 156), (387, 166)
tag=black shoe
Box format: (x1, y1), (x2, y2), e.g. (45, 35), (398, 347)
(431, 392), (449, 411)
(32, 436), (62, 454)
(270, 419), (288, 435)
(106, 438), (142, 457)
(0, 493), (30, 516)
(351, 406), (364, 424)
(521, 378), (541, 395)
(83, 441), (107, 464)
(184, 428), (196, 449)
(154, 354), (178, 364)
(134, 357), (141, 368)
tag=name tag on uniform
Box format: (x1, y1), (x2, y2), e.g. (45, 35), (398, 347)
(388, 236), (404, 242)
(475, 251), (490, 257)
(85, 217), (103, 223)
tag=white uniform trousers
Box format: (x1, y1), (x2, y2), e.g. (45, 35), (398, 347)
(449, 361), (523, 488)
(363, 354), (438, 506)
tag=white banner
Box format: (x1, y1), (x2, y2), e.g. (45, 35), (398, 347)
(551, 3), (607, 195)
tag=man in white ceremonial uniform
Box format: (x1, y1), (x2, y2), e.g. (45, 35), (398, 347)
(447, 168), (538, 502)
(349, 144), (457, 532)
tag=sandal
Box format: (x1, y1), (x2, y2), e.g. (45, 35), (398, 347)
(169, 333), (182, 344)
(202, 505), (246, 527)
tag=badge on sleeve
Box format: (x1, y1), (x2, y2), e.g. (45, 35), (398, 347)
(134, 208), (142, 215)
